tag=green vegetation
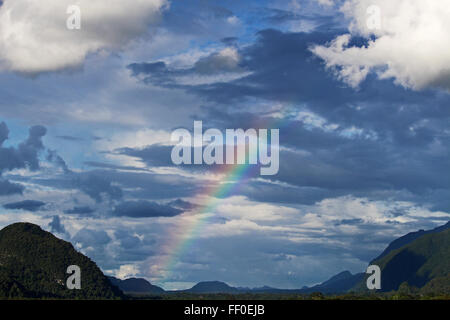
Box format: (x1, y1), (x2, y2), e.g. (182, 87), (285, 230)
(0, 223), (123, 299)
(351, 228), (449, 296)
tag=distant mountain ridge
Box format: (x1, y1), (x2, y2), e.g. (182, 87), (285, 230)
(167, 272), (365, 295)
(108, 276), (164, 294)
(184, 281), (240, 294)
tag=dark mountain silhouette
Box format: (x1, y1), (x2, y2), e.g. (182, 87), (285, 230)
(185, 281), (239, 294)
(175, 272), (364, 295)
(108, 276), (165, 294)
(239, 271), (364, 294)
(300, 271), (365, 294)
(0, 222), (123, 299)
(371, 221), (450, 262)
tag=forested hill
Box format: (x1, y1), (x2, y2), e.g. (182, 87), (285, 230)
(0, 222), (123, 299)
(371, 228), (450, 293)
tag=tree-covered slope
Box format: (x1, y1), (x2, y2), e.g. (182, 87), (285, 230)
(371, 221), (450, 262)
(0, 222), (123, 299)
(355, 228), (450, 293)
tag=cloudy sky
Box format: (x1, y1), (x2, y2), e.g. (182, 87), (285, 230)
(0, 0), (449, 290)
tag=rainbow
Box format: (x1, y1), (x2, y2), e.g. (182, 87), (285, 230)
(157, 162), (258, 286)
(155, 114), (290, 287)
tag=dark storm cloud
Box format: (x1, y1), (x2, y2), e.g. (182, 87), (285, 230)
(168, 199), (196, 211)
(70, 227), (112, 269)
(23, 168), (123, 204)
(195, 104), (450, 192)
(72, 171), (123, 203)
(222, 181), (345, 205)
(48, 215), (66, 234)
(129, 29), (450, 127)
(31, 167), (196, 204)
(116, 145), (173, 167)
(114, 229), (141, 249)
(112, 113), (449, 208)
(221, 37), (238, 45)
(84, 161), (146, 172)
(189, 30), (446, 120)
(128, 50), (244, 85)
(3, 200), (46, 212)
(0, 121), (48, 196)
(126, 28), (450, 211)
(18, 125), (47, 170)
(116, 143), (265, 177)
(112, 200), (182, 218)
(73, 228), (111, 246)
(128, 61), (167, 76)
(128, 30), (345, 104)
(127, 61), (170, 86)
(0, 122), (46, 173)
(47, 149), (71, 173)
(55, 135), (84, 141)
(112, 229), (157, 263)
(260, 7), (340, 31)
(70, 227), (115, 270)
(178, 29), (450, 147)
(0, 121), (8, 145)
(64, 206), (95, 215)
(0, 179), (24, 196)
(333, 218), (364, 226)
(100, 169), (197, 200)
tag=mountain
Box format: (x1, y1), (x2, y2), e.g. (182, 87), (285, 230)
(181, 273), (365, 295)
(298, 221), (450, 295)
(108, 276), (165, 294)
(0, 222), (123, 299)
(368, 227), (450, 292)
(237, 272), (365, 294)
(371, 221), (450, 262)
(185, 281), (239, 294)
(301, 271), (365, 294)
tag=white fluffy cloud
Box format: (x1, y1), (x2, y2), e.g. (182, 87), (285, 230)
(114, 264), (140, 279)
(311, 0), (450, 91)
(0, 0), (167, 73)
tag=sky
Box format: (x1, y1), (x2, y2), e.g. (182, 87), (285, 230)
(0, 0), (449, 290)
